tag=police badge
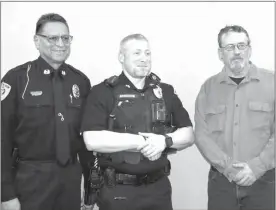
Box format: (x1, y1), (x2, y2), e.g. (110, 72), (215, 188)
(153, 85), (163, 99)
(72, 84), (80, 99)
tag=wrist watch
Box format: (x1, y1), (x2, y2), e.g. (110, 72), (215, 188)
(164, 134), (173, 148)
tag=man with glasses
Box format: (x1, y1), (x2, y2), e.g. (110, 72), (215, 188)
(194, 25), (274, 210)
(1, 13), (91, 210)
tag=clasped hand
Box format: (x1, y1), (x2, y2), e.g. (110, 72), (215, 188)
(232, 162), (257, 186)
(137, 132), (166, 161)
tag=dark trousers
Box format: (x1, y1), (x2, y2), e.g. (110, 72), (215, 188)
(208, 167), (275, 210)
(15, 160), (82, 210)
(97, 176), (172, 210)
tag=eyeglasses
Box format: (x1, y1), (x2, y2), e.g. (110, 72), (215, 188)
(221, 42), (249, 51)
(36, 34), (73, 45)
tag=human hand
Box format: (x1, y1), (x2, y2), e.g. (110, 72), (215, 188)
(138, 132), (166, 161)
(1, 198), (21, 210)
(232, 162), (257, 186)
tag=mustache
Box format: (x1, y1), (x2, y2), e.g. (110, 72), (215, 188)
(231, 57), (243, 61)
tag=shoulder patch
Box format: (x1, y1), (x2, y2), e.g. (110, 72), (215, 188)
(148, 72), (161, 83)
(104, 75), (119, 87)
(1, 82), (11, 101)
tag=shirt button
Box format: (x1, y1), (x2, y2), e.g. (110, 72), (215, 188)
(234, 122), (238, 126)
(235, 104), (239, 107)
(233, 142), (236, 146)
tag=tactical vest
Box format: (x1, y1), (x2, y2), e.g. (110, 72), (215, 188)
(99, 74), (172, 175)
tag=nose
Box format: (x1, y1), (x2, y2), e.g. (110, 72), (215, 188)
(233, 45), (241, 55)
(56, 37), (65, 47)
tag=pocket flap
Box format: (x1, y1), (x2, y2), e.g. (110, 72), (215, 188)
(249, 101), (273, 112)
(206, 105), (226, 114)
(68, 98), (82, 108)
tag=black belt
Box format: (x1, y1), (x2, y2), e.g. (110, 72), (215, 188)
(105, 169), (166, 186)
(18, 156), (77, 166)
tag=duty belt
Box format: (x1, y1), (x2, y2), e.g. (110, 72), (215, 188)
(104, 168), (166, 186)
(18, 156), (78, 166)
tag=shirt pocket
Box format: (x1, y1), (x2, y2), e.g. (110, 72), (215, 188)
(248, 101), (273, 129)
(22, 95), (53, 127)
(205, 105), (226, 132)
(67, 98), (83, 127)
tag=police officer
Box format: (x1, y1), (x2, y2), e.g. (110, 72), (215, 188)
(81, 34), (194, 210)
(1, 13), (91, 210)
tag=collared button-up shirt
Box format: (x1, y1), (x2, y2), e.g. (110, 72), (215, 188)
(194, 63), (274, 180)
(1, 56), (91, 201)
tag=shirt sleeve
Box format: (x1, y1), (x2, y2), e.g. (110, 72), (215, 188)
(168, 85), (192, 128)
(194, 83), (239, 180)
(1, 70), (18, 201)
(81, 83), (112, 132)
(248, 117), (275, 179)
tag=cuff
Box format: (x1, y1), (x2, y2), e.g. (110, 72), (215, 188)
(248, 157), (267, 179)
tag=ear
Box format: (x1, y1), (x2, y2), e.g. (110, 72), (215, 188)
(218, 48), (223, 61)
(33, 35), (40, 50)
(248, 45), (252, 58)
(118, 52), (124, 63)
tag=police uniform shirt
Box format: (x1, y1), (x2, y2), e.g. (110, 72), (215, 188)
(1, 56), (91, 201)
(81, 72), (192, 133)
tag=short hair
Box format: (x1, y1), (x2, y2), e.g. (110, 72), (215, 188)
(120, 34), (148, 53)
(35, 13), (69, 34)
(218, 25), (251, 48)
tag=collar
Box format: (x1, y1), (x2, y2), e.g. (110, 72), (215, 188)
(36, 56), (68, 78)
(217, 62), (261, 85)
(117, 72), (157, 91)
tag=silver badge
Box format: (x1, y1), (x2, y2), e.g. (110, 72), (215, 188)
(62, 70), (66, 76)
(153, 85), (163, 99)
(30, 91), (43, 96)
(44, 69), (50, 74)
(72, 84), (80, 99)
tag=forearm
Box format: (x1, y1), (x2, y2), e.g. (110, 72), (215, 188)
(167, 126), (194, 150)
(248, 135), (275, 179)
(83, 130), (144, 153)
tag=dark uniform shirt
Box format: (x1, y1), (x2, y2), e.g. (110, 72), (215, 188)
(81, 72), (192, 144)
(1, 56), (91, 201)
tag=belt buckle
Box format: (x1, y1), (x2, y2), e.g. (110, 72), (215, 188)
(137, 174), (148, 185)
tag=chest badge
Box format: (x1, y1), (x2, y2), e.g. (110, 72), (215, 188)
(72, 84), (80, 99)
(153, 85), (163, 99)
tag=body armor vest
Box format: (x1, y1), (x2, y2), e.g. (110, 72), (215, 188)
(99, 75), (172, 175)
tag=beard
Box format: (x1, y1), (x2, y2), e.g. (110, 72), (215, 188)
(230, 58), (244, 72)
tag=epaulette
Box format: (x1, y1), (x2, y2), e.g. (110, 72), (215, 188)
(12, 61), (31, 72)
(104, 75), (119, 87)
(66, 64), (90, 81)
(148, 72), (161, 83)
